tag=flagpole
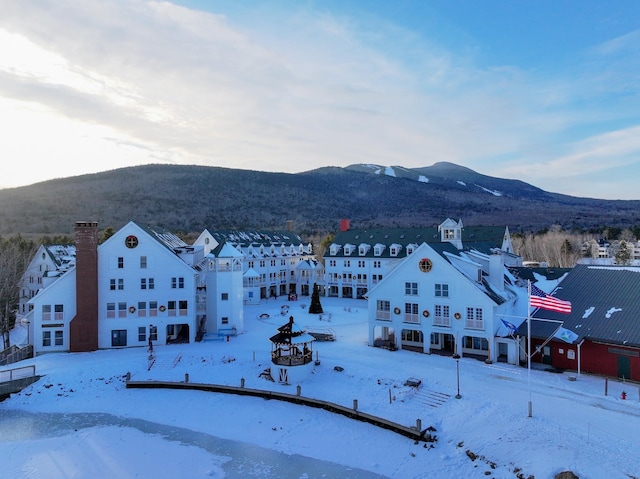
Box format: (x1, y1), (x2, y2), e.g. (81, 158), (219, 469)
(527, 280), (532, 418)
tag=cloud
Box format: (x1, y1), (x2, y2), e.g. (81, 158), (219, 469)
(0, 0), (638, 199)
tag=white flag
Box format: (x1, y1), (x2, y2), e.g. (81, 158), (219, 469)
(554, 327), (578, 344)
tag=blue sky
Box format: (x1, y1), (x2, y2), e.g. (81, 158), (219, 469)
(0, 1), (638, 199)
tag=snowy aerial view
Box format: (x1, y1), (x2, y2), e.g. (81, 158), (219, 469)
(2, 292), (638, 479)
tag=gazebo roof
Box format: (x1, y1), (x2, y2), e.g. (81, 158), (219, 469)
(269, 316), (316, 345)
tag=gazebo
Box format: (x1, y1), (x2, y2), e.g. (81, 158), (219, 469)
(269, 316), (316, 384)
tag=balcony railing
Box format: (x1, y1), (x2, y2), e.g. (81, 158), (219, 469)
(271, 350), (313, 366)
(465, 319), (484, 330)
(403, 313), (420, 324)
(433, 316), (450, 327)
(376, 310), (391, 321)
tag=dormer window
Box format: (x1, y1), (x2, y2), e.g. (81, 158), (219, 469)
(330, 244), (341, 256)
(358, 243), (370, 256)
(443, 228), (456, 240)
(406, 243), (418, 255)
(343, 243), (355, 256)
(390, 243), (402, 257)
(374, 243), (385, 256)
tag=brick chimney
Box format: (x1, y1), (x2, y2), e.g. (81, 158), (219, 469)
(340, 219), (350, 232)
(69, 221), (99, 352)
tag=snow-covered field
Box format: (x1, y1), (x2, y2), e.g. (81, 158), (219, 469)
(2, 297), (639, 478)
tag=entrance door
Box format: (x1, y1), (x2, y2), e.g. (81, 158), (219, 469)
(111, 329), (127, 347)
(542, 345), (552, 365)
(617, 355), (631, 380)
(498, 342), (508, 362)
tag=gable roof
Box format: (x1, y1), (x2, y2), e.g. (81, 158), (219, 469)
(367, 242), (510, 306)
(524, 265), (640, 348)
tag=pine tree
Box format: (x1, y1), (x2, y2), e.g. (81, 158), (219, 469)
(308, 283), (323, 314)
(615, 240), (632, 265)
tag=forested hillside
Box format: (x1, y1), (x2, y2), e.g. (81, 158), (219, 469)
(1, 163), (639, 239)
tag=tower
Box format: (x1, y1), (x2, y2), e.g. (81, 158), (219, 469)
(69, 221), (99, 352)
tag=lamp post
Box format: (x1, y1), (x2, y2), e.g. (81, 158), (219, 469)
(20, 318), (30, 345)
(453, 353), (461, 399)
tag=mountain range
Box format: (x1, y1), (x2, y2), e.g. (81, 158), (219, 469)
(1, 162), (638, 239)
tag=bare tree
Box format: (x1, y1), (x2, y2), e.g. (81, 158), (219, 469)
(0, 235), (37, 349)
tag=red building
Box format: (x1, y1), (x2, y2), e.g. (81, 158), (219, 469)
(524, 265), (640, 381)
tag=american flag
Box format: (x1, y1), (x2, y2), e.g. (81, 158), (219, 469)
(530, 283), (572, 314)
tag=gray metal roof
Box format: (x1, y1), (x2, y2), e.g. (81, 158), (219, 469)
(208, 229), (305, 246)
(521, 264), (640, 348)
(325, 226), (507, 259)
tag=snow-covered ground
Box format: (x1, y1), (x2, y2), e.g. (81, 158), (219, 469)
(2, 296), (639, 478)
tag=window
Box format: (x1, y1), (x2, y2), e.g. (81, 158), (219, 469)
(464, 336), (488, 351)
(42, 304), (51, 321)
(148, 278), (154, 290)
(54, 304), (64, 320)
(171, 277), (184, 289)
(434, 304), (450, 326)
(138, 326), (146, 342)
(118, 257), (124, 269)
(358, 260), (365, 268)
(444, 228), (457, 240)
(149, 325), (158, 341)
(140, 256), (147, 269)
(373, 261), (381, 268)
(54, 330), (63, 346)
(221, 293), (229, 301)
(402, 329), (423, 343)
(110, 279), (116, 291)
(221, 317), (229, 325)
(405, 282), (418, 295)
(118, 302), (127, 318)
(138, 302), (146, 317)
(118, 279), (124, 290)
(404, 303), (419, 323)
(435, 283), (449, 298)
(376, 300), (391, 320)
(141, 278), (147, 290)
(107, 303), (116, 318)
(466, 307), (484, 329)
(149, 301), (158, 317)
(42, 331), (51, 347)
(168, 301), (177, 316)
(179, 300), (188, 316)
(344, 260), (350, 268)
(329, 260), (336, 267)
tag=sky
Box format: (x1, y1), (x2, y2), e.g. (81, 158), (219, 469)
(2, 290), (640, 478)
(0, 1), (639, 200)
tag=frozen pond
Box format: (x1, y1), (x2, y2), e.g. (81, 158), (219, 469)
(0, 409), (388, 478)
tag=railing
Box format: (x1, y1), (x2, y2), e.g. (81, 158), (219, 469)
(0, 363), (39, 397)
(376, 310), (391, 321)
(433, 316), (450, 327)
(403, 313), (420, 324)
(0, 345), (34, 366)
(465, 319), (484, 330)
(271, 350), (313, 366)
(0, 364), (35, 382)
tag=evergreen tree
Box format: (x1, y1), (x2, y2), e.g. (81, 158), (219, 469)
(308, 283), (323, 314)
(615, 240), (632, 265)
